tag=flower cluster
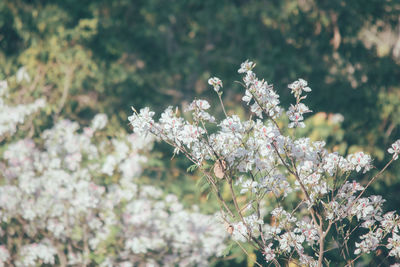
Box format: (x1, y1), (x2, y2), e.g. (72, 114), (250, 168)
(241, 71), (281, 119)
(286, 79), (312, 128)
(288, 78), (311, 98)
(186, 99), (215, 123)
(0, 79), (45, 137)
(208, 77), (223, 92)
(129, 60), (400, 266)
(0, 98), (226, 266)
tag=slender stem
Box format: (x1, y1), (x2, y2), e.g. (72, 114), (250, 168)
(344, 254), (362, 267)
(354, 158), (394, 202)
(148, 123), (237, 219)
(233, 240), (263, 267)
(271, 142), (320, 229)
(218, 93), (228, 118)
(345, 157), (394, 216)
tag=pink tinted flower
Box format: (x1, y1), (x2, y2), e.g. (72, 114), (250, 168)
(263, 243), (275, 262)
(238, 60), (256, 73)
(208, 77), (223, 92)
(388, 140), (400, 160)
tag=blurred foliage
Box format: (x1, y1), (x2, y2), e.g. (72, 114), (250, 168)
(1, 0), (400, 265)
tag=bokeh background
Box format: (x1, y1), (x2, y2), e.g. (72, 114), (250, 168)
(1, 0), (400, 266)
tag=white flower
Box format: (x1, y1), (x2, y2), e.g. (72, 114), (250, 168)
(288, 78), (311, 97)
(16, 67), (31, 83)
(263, 243), (275, 262)
(187, 99), (211, 111)
(125, 60), (400, 264)
(354, 229), (382, 255)
(387, 232), (400, 257)
(238, 60), (256, 73)
(287, 103), (311, 128)
(0, 246), (10, 266)
(128, 107), (155, 135)
(220, 115), (245, 133)
(239, 179), (258, 194)
(208, 77), (223, 92)
(278, 232), (304, 253)
(231, 221), (248, 242)
(1, 111), (227, 266)
(0, 88), (46, 136)
(16, 242), (57, 266)
(347, 152), (372, 173)
(388, 140), (400, 160)
(0, 80), (7, 95)
(91, 113), (108, 130)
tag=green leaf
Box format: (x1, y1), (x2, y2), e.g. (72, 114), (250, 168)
(187, 163), (198, 173)
(199, 180), (210, 193)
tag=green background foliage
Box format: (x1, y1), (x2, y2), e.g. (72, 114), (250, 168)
(1, 0), (400, 265)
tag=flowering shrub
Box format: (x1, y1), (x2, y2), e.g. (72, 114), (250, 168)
(0, 79), (226, 266)
(0, 79), (45, 138)
(129, 60), (400, 266)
